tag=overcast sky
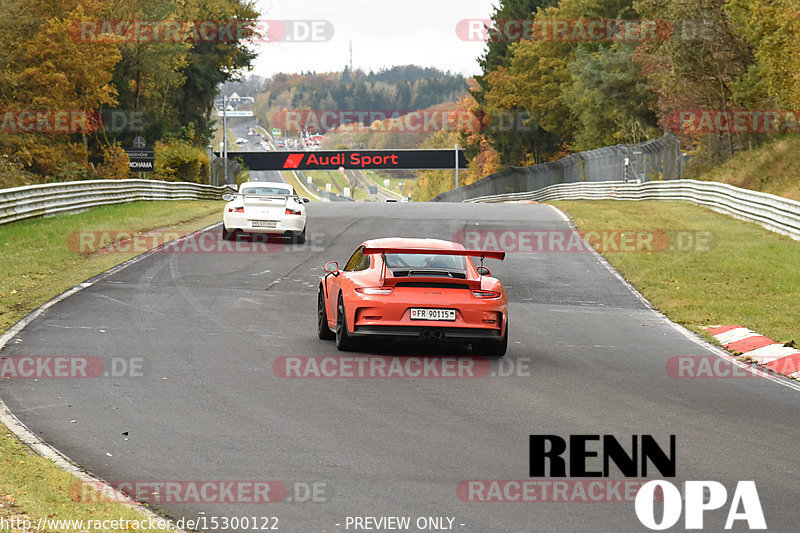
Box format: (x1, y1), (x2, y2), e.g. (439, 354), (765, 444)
(250, 0), (498, 77)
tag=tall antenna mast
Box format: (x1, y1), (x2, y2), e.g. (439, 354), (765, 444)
(349, 40), (353, 71)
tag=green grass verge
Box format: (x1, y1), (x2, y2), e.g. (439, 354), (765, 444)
(0, 432), (175, 532)
(328, 171), (348, 191)
(699, 135), (800, 202)
(362, 170), (408, 196)
(353, 188), (370, 202)
(552, 200), (800, 344)
(304, 170), (342, 193)
(281, 171), (320, 201)
(226, 128), (240, 152)
(0, 200), (223, 531)
(1, 201), (222, 332)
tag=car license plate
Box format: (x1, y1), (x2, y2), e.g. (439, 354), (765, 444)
(410, 308), (456, 321)
(251, 220), (276, 228)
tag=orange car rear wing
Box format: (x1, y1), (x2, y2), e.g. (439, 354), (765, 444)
(379, 275), (483, 289)
(363, 247), (504, 288)
(361, 247), (505, 261)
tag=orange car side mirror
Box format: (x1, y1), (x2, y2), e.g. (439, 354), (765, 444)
(324, 261), (339, 274)
(476, 266), (491, 276)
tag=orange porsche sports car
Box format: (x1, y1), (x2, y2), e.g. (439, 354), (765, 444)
(317, 238), (508, 355)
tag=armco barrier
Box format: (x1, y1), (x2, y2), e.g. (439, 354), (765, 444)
(295, 170), (354, 202)
(464, 179), (800, 240)
(0, 179), (236, 225)
(431, 133), (682, 203)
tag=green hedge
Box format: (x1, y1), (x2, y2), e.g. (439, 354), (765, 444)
(154, 139), (209, 183)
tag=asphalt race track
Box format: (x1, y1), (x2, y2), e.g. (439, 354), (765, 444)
(226, 121), (284, 184)
(1, 202), (799, 532)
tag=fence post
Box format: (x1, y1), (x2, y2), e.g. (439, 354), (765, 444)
(455, 144), (459, 189)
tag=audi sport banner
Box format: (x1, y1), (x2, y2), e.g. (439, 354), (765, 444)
(214, 150), (468, 170)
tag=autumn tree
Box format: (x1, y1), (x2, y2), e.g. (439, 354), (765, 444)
(0, 0), (258, 182)
(633, 0), (754, 165)
(472, 0), (560, 166)
(725, 0), (800, 110)
(562, 45), (660, 150)
(103, 0), (258, 146)
(0, 0), (120, 178)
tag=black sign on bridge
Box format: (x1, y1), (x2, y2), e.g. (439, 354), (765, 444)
(214, 149), (468, 171)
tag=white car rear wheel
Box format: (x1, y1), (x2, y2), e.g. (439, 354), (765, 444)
(222, 224), (236, 241)
(293, 225), (307, 244)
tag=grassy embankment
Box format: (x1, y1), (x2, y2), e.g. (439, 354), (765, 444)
(697, 135), (800, 202)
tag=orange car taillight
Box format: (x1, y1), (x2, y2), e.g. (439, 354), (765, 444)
(228, 207), (244, 213)
(472, 290), (501, 299)
(355, 287), (393, 295)
(285, 208), (302, 215)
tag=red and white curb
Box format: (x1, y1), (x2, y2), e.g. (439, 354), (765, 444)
(706, 325), (800, 380)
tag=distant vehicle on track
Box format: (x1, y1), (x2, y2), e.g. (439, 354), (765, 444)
(222, 181), (309, 243)
(318, 238), (507, 355)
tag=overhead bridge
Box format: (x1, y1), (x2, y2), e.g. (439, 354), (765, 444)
(213, 149), (468, 171)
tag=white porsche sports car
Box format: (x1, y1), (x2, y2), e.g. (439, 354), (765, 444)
(222, 181), (310, 243)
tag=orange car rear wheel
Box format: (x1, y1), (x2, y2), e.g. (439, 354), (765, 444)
(335, 294), (360, 351)
(472, 324), (508, 357)
(317, 286), (335, 340)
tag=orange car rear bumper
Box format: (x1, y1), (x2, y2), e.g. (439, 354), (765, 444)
(346, 288), (507, 340)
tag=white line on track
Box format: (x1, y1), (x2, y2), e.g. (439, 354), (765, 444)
(547, 204), (800, 393)
(0, 224), (224, 533)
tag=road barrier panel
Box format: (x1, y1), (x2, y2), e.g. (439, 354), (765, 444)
(0, 179), (237, 225)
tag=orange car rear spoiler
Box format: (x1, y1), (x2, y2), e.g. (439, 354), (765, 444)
(361, 247), (505, 261)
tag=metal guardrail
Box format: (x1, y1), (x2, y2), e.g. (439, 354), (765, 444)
(295, 171), (354, 202)
(464, 179), (800, 240)
(350, 169), (404, 201)
(431, 133), (683, 202)
(0, 179), (236, 225)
